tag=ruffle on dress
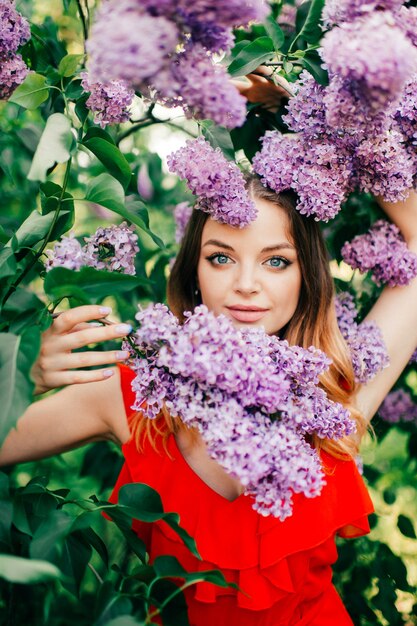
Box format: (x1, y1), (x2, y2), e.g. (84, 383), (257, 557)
(111, 364), (373, 620)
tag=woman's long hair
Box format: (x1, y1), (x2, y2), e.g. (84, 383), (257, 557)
(132, 177), (367, 459)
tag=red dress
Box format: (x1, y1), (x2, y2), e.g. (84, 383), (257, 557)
(110, 365), (374, 626)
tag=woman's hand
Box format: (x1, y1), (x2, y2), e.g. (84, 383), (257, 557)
(231, 66), (292, 112)
(32, 305), (132, 394)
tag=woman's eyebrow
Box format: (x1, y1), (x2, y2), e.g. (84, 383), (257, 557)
(202, 239), (295, 252)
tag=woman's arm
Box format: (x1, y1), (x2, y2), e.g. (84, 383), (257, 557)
(355, 190), (417, 422)
(0, 368), (130, 466)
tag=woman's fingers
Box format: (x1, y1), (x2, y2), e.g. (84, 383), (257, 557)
(54, 322), (132, 352)
(43, 350), (130, 372)
(38, 367), (118, 389)
(51, 305), (113, 334)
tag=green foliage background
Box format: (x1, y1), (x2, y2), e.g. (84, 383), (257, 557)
(0, 1), (416, 624)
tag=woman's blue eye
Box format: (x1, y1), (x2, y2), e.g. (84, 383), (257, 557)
(266, 257), (288, 269)
(209, 254), (230, 265)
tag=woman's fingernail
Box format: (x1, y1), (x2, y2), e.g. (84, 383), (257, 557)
(99, 306), (112, 315)
(116, 324), (132, 335)
(116, 350), (130, 360)
(103, 369), (114, 378)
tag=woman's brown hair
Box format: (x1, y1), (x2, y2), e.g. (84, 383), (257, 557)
(133, 176), (367, 458)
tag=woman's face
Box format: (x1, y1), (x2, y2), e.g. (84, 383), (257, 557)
(197, 197), (302, 335)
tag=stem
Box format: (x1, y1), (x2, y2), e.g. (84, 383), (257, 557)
(2, 159), (72, 308)
(116, 118), (159, 144)
(87, 563), (104, 584)
(75, 0), (88, 46)
(145, 581), (199, 623)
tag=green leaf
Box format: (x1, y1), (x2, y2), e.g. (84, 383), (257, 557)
(301, 49), (328, 86)
(28, 113), (74, 182)
(153, 556), (233, 588)
(200, 121), (235, 161)
(102, 618), (144, 626)
(228, 37), (275, 77)
(0, 248), (17, 281)
(0, 328), (41, 446)
(44, 266), (151, 304)
(8, 73), (50, 109)
(8, 208), (73, 252)
(397, 514), (416, 539)
(294, 0), (325, 45)
(117, 484), (200, 559)
(264, 16), (285, 50)
(85, 172), (126, 212)
(0, 554), (62, 584)
(30, 510), (74, 561)
(58, 53), (84, 77)
(82, 131), (132, 190)
(40, 181), (74, 215)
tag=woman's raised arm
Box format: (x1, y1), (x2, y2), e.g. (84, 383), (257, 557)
(0, 368), (130, 467)
(355, 190), (417, 421)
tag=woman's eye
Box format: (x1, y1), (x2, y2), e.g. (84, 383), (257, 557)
(265, 256), (289, 269)
(208, 253), (231, 265)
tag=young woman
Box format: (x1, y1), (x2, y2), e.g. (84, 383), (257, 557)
(1, 174), (417, 625)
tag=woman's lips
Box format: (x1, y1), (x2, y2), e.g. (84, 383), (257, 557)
(226, 306), (268, 323)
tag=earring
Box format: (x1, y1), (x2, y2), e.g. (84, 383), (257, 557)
(194, 288), (199, 296)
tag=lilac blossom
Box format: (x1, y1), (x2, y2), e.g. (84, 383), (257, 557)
(83, 222), (139, 275)
(335, 293), (390, 383)
(167, 137), (257, 227)
(283, 71), (328, 138)
(87, 2), (178, 86)
(0, 0), (30, 56)
(393, 5), (417, 48)
(137, 163), (153, 200)
(80, 72), (134, 127)
(278, 4), (297, 33)
(44, 234), (86, 272)
(379, 389), (417, 424)
(252, 131), (352, 221)
(127, 303), (356, 519)
(410, 349), (417, 364)
(353, 130), (414, 202)
(395, 74), (417, 146)
(320, 13), (417, 113)
(323, 0), (404, 27)
(347, 321), (390, 384)
(154, 44), (247, 129)
(341, 220), (417, 287)
(0, 52), (28, 99)
(174, 201), (193, 243)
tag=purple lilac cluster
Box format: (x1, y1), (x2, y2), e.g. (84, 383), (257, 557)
(0, 0), (30, 100)
(125, 303), (355, 519)
(335, 292), (390, 383)
(174, 201), (193, 243)
(379, 389), (417, 425)
(86, 0), (267, 128)
(252, 130), (351, 221)
(45, 222), (139, 275)
(341, 220), (417, 287)
(167, 137), (257, 227)
(323, 0), (406, 27)
(80, 72), (134, 128)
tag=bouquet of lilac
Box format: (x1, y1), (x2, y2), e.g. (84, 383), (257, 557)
(124, 303), (355, 519)
(45, 222), (139, 275)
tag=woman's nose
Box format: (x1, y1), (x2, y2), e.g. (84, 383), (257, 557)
(234, 265), (260, 294)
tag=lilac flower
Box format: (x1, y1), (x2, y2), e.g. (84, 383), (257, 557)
(346, 321), (390, 384)
(320, 12), (417, 113)
(127, 303), (355, 519)
(393, 6), (417, 48)
(154, 44), (247, 129)
(137, 163), (153, 200)
(278, 4), (297, 33)
(335, 292), (390, 383)
(352, 130), (414, 203)
(177, 0), (270, 29)
(395, 74), (417, 146)
(283, 71), (328, 139)
(379, 389), (417, 424)
(341, 220), (417, 287)
(0, 52), (28, 99)
(83, 222), (139, 275)
(0, 0), (30, 56)
(174, 201), (193, 243)
(80, 72), (134, 127)
(44, 234), (86, 272)
(410, 349), (417, 364)
(167, 137), (257, 227)
(252, 131), (352, 221)
(323, 0), (404, 27)
(87, 2), (178, 86)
